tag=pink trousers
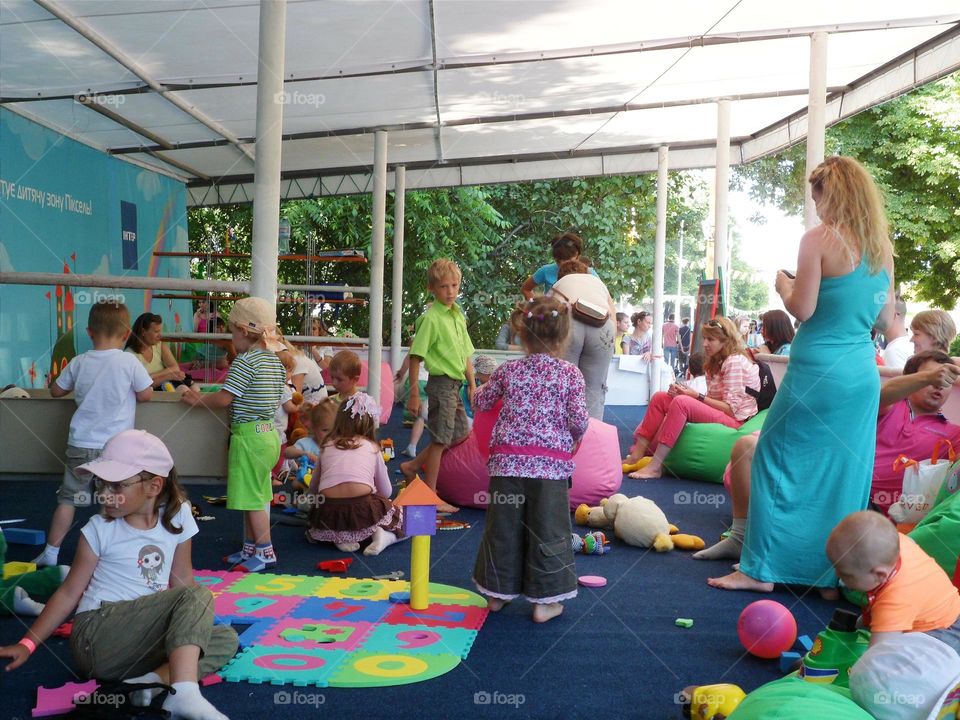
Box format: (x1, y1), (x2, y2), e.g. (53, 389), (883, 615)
(633, 392), (743, 451)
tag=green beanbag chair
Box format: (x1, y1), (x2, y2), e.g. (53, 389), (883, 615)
(909, 458), (960, 577)
(662, 409), (769, 483)
(729, 677), (871, 720)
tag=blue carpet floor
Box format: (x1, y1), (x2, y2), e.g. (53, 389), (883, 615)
(0, 405), (846, 719)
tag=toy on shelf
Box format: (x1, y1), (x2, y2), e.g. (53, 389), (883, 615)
(738, 600), (797, 659)
(574, 494), (704, 552)
(797, 608), (870, 687)
(677, 683), (745, 720)
(571, 531), (610, 555)
(392, 475), (443, 610)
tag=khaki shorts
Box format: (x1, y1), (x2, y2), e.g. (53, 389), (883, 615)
(57, 445), (102, 507)
(426, 375), (470, 446)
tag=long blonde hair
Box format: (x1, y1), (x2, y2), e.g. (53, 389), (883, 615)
(808, 156), (892, 274)
(702, 316), (748, 378)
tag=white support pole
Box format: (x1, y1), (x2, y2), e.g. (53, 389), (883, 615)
(805, 31), (828, 230)
(651, 146), (669, 398)
(368, 130), (388, 406)
(250, 0), (287, 303)
(390, 166), (407, 373)
(714, 99), (731, 306)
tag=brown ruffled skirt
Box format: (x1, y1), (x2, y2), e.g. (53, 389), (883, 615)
(306, 493), (403, 544)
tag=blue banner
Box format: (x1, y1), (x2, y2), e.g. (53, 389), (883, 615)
(121, 200), (138, 269)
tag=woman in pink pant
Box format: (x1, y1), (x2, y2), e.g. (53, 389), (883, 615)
(624, 316), (760, 479)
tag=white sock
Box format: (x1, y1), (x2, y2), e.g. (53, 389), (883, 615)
(124, 671), (163, 707)
(335, 541), (360, 552)
(12, 587), (44, 616)
(363, 528), (400, 556)
(32, 544), (59, 567)
(162, 681), (228, 720)
(404, 444), (417, 457)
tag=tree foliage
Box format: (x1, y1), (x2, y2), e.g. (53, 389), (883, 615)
(734, 73), (960, 309)
(188, 174), (719, 346)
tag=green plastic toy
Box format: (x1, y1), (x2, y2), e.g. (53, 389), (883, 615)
(797, 609), (870, 688)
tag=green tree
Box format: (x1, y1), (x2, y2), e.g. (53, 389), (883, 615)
(734, 72), (960, 309)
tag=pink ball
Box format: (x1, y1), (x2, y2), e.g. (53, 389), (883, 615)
(737, 600), (797, 659)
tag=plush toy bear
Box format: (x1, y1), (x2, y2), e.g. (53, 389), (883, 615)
(576, 493), (704, 552)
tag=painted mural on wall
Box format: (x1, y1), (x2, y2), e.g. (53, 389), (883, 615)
(0, 108), (192, 387)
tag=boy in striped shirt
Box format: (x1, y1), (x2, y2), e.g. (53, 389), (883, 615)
(182, 297), (286, 572)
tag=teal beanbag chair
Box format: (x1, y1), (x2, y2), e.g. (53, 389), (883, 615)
(663, 410), (768, 483)
(910, 458), (960, 577)
(729, 677), (871, 719)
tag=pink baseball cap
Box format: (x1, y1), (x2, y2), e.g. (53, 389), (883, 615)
(76, 429), (174, 481)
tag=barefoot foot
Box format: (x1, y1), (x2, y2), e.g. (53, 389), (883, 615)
(628, 464), (662, 480)
(437, 502), (459, 515)
(818, 587), (840, 601)
(706, 570), (774, 593)
(399, 459), (419, 481)
(486, 597), (511, 612)
(532, 602), (564, 623)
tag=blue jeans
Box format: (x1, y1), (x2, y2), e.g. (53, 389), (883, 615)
(664, 346), (679, 370)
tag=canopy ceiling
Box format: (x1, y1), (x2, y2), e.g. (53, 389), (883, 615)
(2, 0), (959, 205)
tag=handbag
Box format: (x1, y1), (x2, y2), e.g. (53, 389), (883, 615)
(889, 439), (956, 524)
(551, 288), (610, 328)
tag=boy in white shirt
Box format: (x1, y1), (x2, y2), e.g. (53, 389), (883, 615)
(33, 301), (154, 567)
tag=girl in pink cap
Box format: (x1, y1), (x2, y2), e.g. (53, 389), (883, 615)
(0, 429), (237, 720)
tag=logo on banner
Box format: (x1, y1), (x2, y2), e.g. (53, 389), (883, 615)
(121, 201), (138, 269)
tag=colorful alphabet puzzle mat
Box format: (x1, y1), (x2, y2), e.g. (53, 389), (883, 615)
(195, 570), (489, 688)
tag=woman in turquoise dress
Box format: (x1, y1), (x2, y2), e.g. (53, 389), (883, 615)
(709, 156), (895, 593)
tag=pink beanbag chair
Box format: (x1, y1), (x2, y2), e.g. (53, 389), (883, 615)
(357, 360), (394, 424)
(437, 406), (622, 510)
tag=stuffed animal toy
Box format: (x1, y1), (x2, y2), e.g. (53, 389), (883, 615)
(286, 391), (308, 442)
(583, 493), (705, 552)
(571, 531), (610, 555)
(575, 500), (612, 529)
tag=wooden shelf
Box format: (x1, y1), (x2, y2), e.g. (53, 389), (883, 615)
(152, 293), (365, 305)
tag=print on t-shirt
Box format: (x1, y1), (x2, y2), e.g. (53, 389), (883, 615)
(138, 544), (166, 591)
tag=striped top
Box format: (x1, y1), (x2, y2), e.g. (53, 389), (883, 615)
(222, 348), (285, 424)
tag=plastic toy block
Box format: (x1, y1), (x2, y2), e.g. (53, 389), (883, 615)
(52, 622), (73, 638)
(675, 618), (694, 628)
(780, 651), (802, 673)
(3, 561), (37, 579)
(220, 645), (345, 687)
(200, 674), (223, 687)
(390, 591), (411, 604)
(5, 528), (45, 545)
(317, 558), (354, 573)
(797, 634), (814, 651)
(33, 680), (99, 717)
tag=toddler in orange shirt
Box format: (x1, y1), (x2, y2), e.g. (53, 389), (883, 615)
(827, 510), (960, 650)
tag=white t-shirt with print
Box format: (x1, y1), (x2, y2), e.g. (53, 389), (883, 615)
(77, 503), (198, 614)
(55, 349), (153, 449)
(275, 383), (295, 443)
(882, 335), (914, 370)
(293, 355), (328, 405)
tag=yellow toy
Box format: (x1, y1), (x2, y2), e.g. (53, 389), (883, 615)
(679, 683), (746, 720)
(622, 456), (653, 473)
(577, 493), (705, 552)
(380, 438), (395, 462)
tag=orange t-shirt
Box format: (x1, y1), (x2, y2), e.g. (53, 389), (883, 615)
(868, 534), (960, 633)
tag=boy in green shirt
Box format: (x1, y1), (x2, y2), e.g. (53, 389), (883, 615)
(401, 259), (475, 514)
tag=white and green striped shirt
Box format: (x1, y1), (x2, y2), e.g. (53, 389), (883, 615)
(222, 349), (285, 424)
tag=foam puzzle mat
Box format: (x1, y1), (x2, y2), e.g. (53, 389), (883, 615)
(195, 570), (489, 688)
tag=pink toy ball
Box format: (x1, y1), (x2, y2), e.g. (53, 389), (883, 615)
(737, 600), (797, 659)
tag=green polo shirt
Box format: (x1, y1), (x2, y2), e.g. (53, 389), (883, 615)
(409, 302), (475, 381)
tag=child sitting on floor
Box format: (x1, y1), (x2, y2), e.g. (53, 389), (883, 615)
(285, 399), (337, 498)
(328, 350), (362, 404)
(305, 393), (403, 556)
(0, 430), (237, 720)
(826, 510), (960, 650)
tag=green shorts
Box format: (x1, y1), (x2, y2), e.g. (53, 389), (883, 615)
(227, 420), (280, 511)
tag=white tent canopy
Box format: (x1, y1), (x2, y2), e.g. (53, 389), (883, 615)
(2, 0), (959, 205)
